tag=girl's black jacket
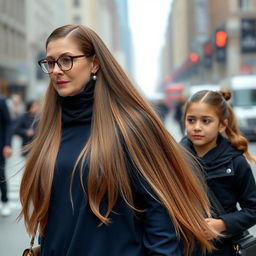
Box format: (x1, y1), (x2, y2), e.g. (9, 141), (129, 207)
(181, 135), (256, 237)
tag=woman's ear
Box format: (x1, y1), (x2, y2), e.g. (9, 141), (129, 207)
(219, 119), (228, 133)
(91, 55), (100, 73)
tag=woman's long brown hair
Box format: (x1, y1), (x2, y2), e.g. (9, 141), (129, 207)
(19, 25), (216, 255)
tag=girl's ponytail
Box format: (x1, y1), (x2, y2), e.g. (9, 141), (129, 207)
(219, 89), (256, 162)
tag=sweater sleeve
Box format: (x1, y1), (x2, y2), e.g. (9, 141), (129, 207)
(1, 98), (12, 146)
(219, 155), (256, 235)
(126, 155), (183, 256)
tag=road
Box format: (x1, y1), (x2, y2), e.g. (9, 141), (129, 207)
(0, 114), (256, 255)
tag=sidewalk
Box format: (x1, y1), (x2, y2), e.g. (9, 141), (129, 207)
(0, 136), (29, 255)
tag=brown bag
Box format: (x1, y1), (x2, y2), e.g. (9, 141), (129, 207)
(22, 223), (40, 256)
(22, 245), (40, 256)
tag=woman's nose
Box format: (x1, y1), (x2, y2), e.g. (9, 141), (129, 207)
(52, 63), (63, 74)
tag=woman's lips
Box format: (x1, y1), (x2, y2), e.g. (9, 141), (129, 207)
(57, 81), (69, 85)
(56, 81), (69, 87)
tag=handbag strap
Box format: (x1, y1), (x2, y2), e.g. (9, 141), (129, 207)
(207, 188), (226, 216)
(29, 222), (39, 251)
(208, 186), (250, 245)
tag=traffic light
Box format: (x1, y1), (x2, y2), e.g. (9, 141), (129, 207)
(189, 52), (199, 64)
(215, 29), (227, 62)
(203, 41), (213, 68)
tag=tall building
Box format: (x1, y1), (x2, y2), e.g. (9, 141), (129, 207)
(0, 0), (68, 99)
(66, 0), (134, 77)
(0, 0), (26, 97)
(114, 0), (134, 77)
(160, 0), (256, 93)
(25, 0), (68, 100)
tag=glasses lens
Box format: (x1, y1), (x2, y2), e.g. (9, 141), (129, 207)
(58, 56), (72, 71)
(39, 60), (53, 74)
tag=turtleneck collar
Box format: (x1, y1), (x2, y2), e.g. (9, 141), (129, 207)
(58, 79), (95, 125)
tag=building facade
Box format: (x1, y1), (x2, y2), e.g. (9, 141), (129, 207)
(25, 0), (67, 100)
(0, 0), (68, 99)
(66, 0), (134, 77)
(0, 0), (26, 97)
(160, 0), (256, 94)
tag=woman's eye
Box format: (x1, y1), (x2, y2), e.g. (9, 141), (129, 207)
(48, 60), (55, 68)
(60, 57), (71, 66)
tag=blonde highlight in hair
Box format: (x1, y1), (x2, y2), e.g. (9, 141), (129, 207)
(19, 83), (61, 234)
(20, 25), (216, 255)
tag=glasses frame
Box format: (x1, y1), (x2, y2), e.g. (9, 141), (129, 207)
(38, 54), (89, 74)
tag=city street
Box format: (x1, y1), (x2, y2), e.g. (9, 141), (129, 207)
(0, 136), (30, 255)
(0, 114), (256, 255)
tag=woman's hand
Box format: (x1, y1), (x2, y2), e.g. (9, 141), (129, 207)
(204, 218), (227, 240)
(3, 146), (12, 159)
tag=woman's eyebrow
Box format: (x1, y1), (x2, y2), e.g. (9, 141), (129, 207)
(45, 52), (73, 59)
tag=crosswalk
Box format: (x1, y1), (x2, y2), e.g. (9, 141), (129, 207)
(5, 136), (25, 211)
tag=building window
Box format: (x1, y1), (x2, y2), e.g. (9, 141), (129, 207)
(239, 0), (251, 9)
(73, 0), (80, 7)
(0, 24), (3, 55)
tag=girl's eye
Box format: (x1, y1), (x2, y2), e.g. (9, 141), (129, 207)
(187, 118), (195, 123)
(203, 119), (211, 124)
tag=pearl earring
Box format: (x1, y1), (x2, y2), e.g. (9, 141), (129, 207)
(92, 73), (97, 80)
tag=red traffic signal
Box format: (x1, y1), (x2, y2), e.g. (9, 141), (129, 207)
(215, 31), (227, 48)
(189, 52), (199, 63)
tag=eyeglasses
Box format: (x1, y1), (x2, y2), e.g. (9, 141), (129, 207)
(38, 54), (88, 74)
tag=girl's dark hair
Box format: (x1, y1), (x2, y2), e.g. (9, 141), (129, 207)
(183, 88), (256, 162)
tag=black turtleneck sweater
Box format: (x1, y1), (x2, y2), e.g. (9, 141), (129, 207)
(40, 80), (182, 256)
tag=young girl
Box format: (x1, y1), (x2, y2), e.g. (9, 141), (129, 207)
(181, 89), (256, 255)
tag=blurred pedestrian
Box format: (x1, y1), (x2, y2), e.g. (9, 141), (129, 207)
(14, 100), (39, 157)
(181, 89), (256, 255)
(19, 25), (217, 256)
(7, 93), (25, 133)
(174, 94), (186, 136)
(0, 95), (13, 216)
(154, 99), (169, 122)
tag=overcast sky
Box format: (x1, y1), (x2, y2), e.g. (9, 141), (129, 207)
(128, 0), (172, 99)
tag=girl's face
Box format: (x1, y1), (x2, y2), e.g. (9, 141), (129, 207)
(185, 102), (227, 157)
(46, 37), (99, 97)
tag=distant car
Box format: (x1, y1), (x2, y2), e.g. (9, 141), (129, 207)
(225, 76), (256, 141)
(164, 83), (184, 107)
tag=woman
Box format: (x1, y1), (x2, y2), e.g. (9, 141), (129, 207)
(19, 25), (216, 256)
